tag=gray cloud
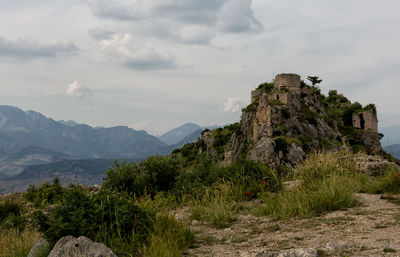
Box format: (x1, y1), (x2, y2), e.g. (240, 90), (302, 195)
(218, 0), (263, 33)
(88, 27), (115, 40)
(0, 36), (78, 60)
(85, 0), (262, 41)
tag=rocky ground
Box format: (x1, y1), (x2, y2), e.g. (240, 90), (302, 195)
(185, 194), (400, 257)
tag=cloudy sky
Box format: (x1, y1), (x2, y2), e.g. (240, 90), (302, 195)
(0, 0), (399, 135)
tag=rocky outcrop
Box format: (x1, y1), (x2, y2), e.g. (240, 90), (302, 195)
(48, 236), (117, 257)
(354, 154), (398, 176)
(199, 73), (384, 167)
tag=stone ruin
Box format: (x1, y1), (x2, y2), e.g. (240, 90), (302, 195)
(273, 73), (301, 94)
(352, 108), (378, 133)
(250, 73), (301, 105)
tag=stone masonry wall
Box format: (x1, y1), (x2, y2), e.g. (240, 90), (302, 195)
(352, 109), (378, 133)
(274, 73), (301, 94)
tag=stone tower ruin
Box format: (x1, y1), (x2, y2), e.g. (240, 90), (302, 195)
(273, 73), (301, 95)
(352, 108), (378, 133)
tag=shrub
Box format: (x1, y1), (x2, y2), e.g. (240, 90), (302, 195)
(34, 187), (153, 256)
(242, 102), (258, 112)
(24, 178), (63, 207)
(0, 200), (25, 230)
(173, 160), (280, 199)
(257, 82), (274, 92)
(103, 155), (182, 196)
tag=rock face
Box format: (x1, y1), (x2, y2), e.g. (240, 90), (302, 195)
(48, 236), (117, 257)
(198, 73), (384, 167)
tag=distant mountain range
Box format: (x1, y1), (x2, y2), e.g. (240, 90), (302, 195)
(0, 105), (170, 159)
(0, 105), (222, 193)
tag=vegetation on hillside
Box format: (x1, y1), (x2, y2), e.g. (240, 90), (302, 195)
(1, 149), (399, 256)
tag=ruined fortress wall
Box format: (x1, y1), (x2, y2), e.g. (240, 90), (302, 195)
(268, 92), (289, 105)
(274, 74), (301, 94)
(352, 109), (378, 133)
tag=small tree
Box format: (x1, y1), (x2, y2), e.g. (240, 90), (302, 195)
(307, 76), (323, 86)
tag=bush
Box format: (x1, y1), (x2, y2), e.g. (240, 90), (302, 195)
(103, 155), (182, 197)
(173, 160), (280, 199)
(34, 187), (153, 256)
(0, 200), (25, 230)
(24, 178), (63, 207)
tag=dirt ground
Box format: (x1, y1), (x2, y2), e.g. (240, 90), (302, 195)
(185, 194), (400, 257)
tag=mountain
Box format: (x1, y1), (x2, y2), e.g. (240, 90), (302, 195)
(172, 129), (203, 149)
(384, 144), (400, 159)
(158, 123), (202, 145)
(0, 146), (69, 176)
(0, 105), (170, 159)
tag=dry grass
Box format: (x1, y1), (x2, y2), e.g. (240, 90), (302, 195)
(0, 229), (41, 257)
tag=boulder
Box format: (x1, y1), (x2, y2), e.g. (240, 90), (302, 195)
(287, 144), (306, 165)
(249, 138), (277, 165)
(48, 236), (117, 257)
(27, 238), (50, 257)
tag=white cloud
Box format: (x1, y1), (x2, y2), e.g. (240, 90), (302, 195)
(66, 81), (92, 97)
(221, 98), (243, 113)
(100, 33), (175, 70)
(130, 120), (151, 131)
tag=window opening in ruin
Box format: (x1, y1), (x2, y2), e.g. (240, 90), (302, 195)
(359, 113), (365, 130)
(277, 94), (280, 100)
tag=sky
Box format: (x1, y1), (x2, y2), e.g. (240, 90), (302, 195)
(0, 0), (399, 136)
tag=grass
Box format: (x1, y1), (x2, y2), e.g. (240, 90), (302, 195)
(257, 152), (361, 219)
(188, 183), (243, 228)
(0, 229), (49, 257)
(140, 215), (194, 257)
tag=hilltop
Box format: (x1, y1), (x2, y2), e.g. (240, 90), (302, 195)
(179, 73), (386, 169)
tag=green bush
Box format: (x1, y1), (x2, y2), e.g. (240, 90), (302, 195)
(173, 160), (280, 199)
(103, 155), (182, 196)
(0, 200), (25, 230)
(24, 178), (63, 207)
(34, 187), (153, 256)
(257, 82), (274, 92)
